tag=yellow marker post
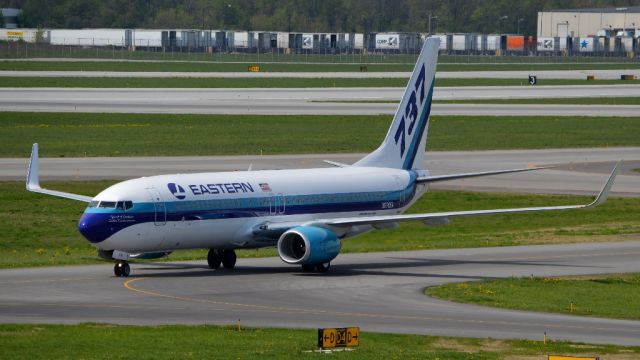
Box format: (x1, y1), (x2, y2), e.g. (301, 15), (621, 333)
(548, 356), (599, 360)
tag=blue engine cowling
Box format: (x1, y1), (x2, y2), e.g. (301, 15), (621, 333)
(277, 226), (341, 265)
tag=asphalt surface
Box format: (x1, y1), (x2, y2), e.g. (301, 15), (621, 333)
(3, 148), (638, 197)
(1, 69), (639, 79)
(1, 86), (639, 115)
(2, 242), (640, 345)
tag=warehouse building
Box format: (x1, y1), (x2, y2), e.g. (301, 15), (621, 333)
(538, 6), (640, 37)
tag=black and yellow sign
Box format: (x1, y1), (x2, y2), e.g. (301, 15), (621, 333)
(548, 356), (599, 360)
(317, 327), (359, 349)
(248, 64), (261, 72)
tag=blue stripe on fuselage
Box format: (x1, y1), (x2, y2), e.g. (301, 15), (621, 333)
(80, 175), (419, 244)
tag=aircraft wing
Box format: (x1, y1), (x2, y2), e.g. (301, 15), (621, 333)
(257, 161), (620, 235)
(26, 143), (93, 203)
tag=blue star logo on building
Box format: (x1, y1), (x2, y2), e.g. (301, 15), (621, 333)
(580, 39), (588, 49)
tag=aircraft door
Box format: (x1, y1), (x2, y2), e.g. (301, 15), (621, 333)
(146, 187), (166, 226)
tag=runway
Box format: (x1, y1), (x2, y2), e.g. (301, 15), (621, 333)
(2, 241), (640, 345)
(1, 86), (639, 115)
(1, 69), (639, 79)
(2, 148), (639, 197)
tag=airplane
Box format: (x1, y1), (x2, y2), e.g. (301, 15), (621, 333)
(26, 37), (620, 277)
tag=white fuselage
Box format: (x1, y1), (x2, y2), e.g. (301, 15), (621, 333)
(78, 167), (427, 253)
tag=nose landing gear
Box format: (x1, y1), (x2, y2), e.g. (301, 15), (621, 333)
(114, 261), (130, 277)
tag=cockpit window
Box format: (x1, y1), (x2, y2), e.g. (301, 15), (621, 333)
(116, 201), (133, 211)
(88, 201), (99, 208)
(98, 201), (117, 209)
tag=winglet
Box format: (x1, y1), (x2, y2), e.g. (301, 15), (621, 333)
(26, 143), (41, 191)
(586, 160), (621, 208)
(25, 143), (93, 203)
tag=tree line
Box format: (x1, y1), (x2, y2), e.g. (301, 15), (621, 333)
(2, 0), (640, 35)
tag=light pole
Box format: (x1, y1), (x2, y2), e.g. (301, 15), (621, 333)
(499, 15), (508, 34)
(517, 18), (524, 35)
(429, 15), (438, 34)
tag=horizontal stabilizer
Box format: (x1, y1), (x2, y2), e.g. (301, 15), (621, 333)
(417, 166), (552, 183)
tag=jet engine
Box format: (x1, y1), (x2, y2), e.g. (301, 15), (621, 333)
(277, 226), (341, 265)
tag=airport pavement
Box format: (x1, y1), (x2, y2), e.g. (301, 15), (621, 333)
(1, 241), (640, 345)
(1, 69), (639, 79)
(1, 87), (639, 115)
(2, 148), (638, 197)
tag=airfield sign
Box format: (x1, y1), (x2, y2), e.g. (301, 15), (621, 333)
(317, 327), (360, 349)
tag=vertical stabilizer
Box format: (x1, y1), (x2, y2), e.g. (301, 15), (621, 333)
(354, 37), (439, 170)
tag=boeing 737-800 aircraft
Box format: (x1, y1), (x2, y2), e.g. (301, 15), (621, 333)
(26, 38), (619, 276)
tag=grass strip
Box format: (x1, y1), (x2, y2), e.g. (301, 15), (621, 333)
(1, 323), (637, 359)
(1, 59), (640, 72)
(427, 273), (640, 320)
(2, 113), (640, 158)
(1, 76), (639, 88)
(2, 182), (638, 268)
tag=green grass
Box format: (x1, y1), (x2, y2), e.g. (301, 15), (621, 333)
(1, 57), (640, 72)
(2, 76), (640, 88)
(436, 97), (640, 105)
(1, 323), (637, 359)
(427, 273), (640, 320)
(2, 181), (639, 268)
(633, 168), (640, 173)
(2, 113), (640, 158)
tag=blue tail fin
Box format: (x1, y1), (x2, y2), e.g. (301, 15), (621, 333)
(354, 37), (439, 170)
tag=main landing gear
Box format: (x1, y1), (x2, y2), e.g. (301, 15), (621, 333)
(114, 260), (130, 277)
(301, 262), (331, 273)
(207, 249), (237, 270)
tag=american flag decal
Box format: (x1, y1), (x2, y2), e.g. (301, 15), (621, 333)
(259, 183), (272, 192)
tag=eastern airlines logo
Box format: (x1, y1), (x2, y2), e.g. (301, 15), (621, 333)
(167, 183), (186, 200)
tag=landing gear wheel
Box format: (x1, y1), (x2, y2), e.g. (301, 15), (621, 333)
(301, 264), (315, 272)
(315, 262), (331, 273)
(114, 261), (130, 277)
(207, 249), (221, 269)
(221, 250), (237, 269)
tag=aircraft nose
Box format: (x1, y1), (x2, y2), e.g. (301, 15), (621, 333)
(78, 212), (110, 244)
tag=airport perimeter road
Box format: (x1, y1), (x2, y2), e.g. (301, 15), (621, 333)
(1, 242), (640, 345)
(1, 148), (638, 197)
(1, 86), (640, 115)
(1, 69), (639, 79)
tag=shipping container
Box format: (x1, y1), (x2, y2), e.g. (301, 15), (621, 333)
(133, 29), (161, 48)
(0, 28), (42, 42)
(302, 33), (313, 49)
(451, 34), (472, 51)
(537, 37), (555, 51)
(276, 32), (289, 49)
(354, 33), (364, 50)
(49, 29), (127, 46)
(506, 35), (524, 51)
(578, 37), (594, 52)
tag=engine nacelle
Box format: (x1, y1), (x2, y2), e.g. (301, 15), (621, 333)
(277, 226), (341, 265)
